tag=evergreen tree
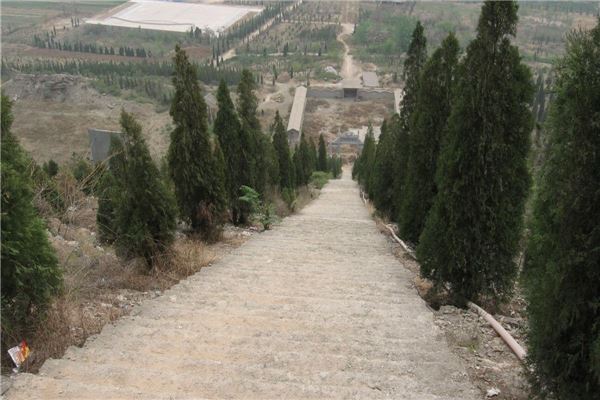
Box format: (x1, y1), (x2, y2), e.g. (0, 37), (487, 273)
(299, 134), (314, 185)
(399, 33), (460, 244)
(213, 79), (249, 223)
(1, 95), (62, 339)
(292, 146), (304, 187)
(524, 21), (600, 398)
(354, 124), (376, 194)
(42, 159), (59, 177)
(271, 111), (294, 189)
(168, 45), (227, 238)
(112, 111), (177, 265)
(371, 117), (399, 217)
(308, 137), (318, 171)
(237, 69), (264, 192)
(96, 137), (125, 244)
(417, 1), (534, 304)
(317, 134), (328, 172)
(392, 21), (427, 220)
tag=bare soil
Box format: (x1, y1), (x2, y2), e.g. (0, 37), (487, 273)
(373, 220), (531, 400)
(303, 97), (392, 143)
(2, 73), (172, 164)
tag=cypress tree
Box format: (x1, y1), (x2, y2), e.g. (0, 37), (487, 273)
(317, 134), (328, 172)
(213, 79), (250, 223)
(308, 137), (318, 171)
(237, 69), (262, 192)
(399, 33), (460, 244)
(113, 110), (177, 266)
(298, 134), (314, 185)
(271, 111), (294, 189)
(292, 146), (304, 187)
(371, 117), (399, 218)
(96, 136), (126, 244)
(417, 1), (534, 304)
(168, 45), (227, 238)
(355, 124), (376, 194)
(392, 21), (427, 220)
(1, 95), (62, 338)
(524, 21), (600, 398)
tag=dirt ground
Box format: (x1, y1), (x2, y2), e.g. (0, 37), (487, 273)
(303, 97), (393, 143)
(372, 218), (531, 400)
(2, 73), (172, 164)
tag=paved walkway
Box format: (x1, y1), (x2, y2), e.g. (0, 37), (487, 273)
(7, 169), (479, 399)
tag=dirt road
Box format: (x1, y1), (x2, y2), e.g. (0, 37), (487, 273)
(6, 169), (479, 399)
(339, 23), (361, 80)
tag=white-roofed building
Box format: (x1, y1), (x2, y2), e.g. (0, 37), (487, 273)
(287, 86), (307, 145)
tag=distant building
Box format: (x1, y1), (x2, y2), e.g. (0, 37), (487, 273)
(287, 85), (307, 145)
(328, 126), (382, 155)
(329, 131), (364, 154)
(362, 71), (380, 88)
(341, 79), (361, 98)
(88, 128), (122, 164)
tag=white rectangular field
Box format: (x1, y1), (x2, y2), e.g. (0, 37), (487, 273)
(87, 0), (262, 35)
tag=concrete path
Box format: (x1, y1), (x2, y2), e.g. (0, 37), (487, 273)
(6, 169), (479, 399)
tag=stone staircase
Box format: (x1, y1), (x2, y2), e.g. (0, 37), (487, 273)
(6, 169), (480, 399)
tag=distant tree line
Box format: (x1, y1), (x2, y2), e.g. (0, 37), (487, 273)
(33, 34), (150, 58)
(2, 58), (250, 86)
(354, 2), (599, 397)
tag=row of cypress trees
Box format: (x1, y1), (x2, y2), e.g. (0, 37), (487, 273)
(97, 45), (342, 265)
(0, 42), (343, 350)
(354, 1), (599, 396)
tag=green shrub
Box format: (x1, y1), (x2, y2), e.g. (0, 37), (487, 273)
(238, 185), (279, 230)
(309, 171), (331, 189)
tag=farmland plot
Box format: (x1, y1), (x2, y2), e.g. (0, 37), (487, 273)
(87, 0), (262, 35)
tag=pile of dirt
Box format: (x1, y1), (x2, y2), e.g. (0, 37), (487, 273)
(3, 74), (85, 102)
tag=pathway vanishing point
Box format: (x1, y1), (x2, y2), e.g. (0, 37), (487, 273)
(6, 169), (479, 399)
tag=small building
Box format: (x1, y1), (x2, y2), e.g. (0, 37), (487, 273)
(329, 131), (364, 155)
(362, 71), (380, 88)
(287, 85), (307, 146)
(88, 128), (122, 164)
(341, 79), (361, 99)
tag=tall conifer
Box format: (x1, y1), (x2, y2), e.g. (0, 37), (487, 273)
(399, 33), (460, 244)
(113, 110), (177, 265)
(237, 69), (264, 192)
(168, 45), (227, 237)
(214, 79), (251, 223)
(371, 116), (399, 217)
(417, 1), (533, 303)
(392, 21), (427, 220)
(271, 111), (294, 189)
(317, 134), (328, 172)
(524, 21), (600, 397)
